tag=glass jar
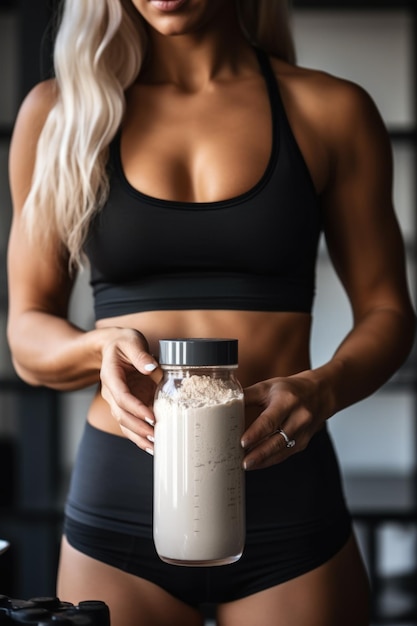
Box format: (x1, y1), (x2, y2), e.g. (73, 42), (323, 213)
(153, 338), (246, 567)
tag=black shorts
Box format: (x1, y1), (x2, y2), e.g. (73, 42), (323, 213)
(64, 422), (352, 607)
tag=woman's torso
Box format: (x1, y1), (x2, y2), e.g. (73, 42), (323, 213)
(87, 51), (328, 434)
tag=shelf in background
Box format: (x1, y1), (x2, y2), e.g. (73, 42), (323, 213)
(344, 472), (417, 624)
(389, 128), (417, 143)
(344, 473), (417, 520)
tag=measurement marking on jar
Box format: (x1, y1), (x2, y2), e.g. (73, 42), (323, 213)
(193, 422), (202, 534)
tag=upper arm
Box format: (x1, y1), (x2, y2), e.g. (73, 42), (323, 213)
(7, 80), (74, 337)
(320, 79), (413, 321)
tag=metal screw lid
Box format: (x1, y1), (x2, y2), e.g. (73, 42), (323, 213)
(159, 339), (238, 366)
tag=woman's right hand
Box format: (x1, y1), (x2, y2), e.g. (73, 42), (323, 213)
(100, 328), (163, 452)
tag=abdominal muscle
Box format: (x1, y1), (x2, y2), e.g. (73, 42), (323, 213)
(88, 309), (312, 435)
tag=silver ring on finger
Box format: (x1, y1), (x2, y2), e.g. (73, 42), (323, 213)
(275, 428), (296, 449)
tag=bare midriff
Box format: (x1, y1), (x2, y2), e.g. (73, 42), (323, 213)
(89, 309), (312, 434)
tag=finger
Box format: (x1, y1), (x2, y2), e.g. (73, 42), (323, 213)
(243, 428), (295, 471)
(148, 365), (164, 384)
(115, 406), (155, 442)
(243, 382), (267, 407)
(101, 382), (156, 426)
(101, 352), (158, 418)
(103, 330), (159, 377)
(119, 424), (155, 456)
(126, 343), (160, 377)
(241, 404), (286, 450)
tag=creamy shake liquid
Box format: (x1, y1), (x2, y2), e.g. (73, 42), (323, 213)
(153, 373), (245, 566)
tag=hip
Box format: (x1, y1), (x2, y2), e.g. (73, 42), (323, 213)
(65, 420), (350, 536)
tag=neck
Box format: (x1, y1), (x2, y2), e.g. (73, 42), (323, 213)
(141, 7), (253, 91)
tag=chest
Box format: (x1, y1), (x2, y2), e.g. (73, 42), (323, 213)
(86, 73), (323, 285)
(121, 79), (274, 203)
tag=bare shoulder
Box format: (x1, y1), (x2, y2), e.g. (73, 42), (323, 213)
(269, 56), (389, 148)
(11, 78), (58, 148)
(266, 56), (392, 195)
(9, 79), (58, 210)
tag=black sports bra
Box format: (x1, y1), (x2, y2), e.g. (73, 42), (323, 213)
(84, 49), (322, 320)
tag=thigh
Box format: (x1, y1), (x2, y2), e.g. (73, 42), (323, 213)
(216, 534), (371, 626)
(57, 536), (205, 626)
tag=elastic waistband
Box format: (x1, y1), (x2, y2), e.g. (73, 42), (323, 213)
(91, 272), (314, 319)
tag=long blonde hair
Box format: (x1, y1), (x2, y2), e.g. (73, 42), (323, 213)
(23, 0), (295, 269)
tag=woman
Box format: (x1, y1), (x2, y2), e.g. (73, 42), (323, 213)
(7, 1), (415, 625)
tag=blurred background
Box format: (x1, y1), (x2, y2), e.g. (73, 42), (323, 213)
(0, 1), (416, 624)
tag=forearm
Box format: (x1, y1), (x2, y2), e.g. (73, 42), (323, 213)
(8, 309), (112, 390)
(305, 306), (416, 421)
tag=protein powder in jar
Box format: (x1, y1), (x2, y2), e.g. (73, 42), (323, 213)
(153, 338), (246, 566)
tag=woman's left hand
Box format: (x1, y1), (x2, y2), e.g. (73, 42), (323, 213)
(241, 374), (326, 470)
